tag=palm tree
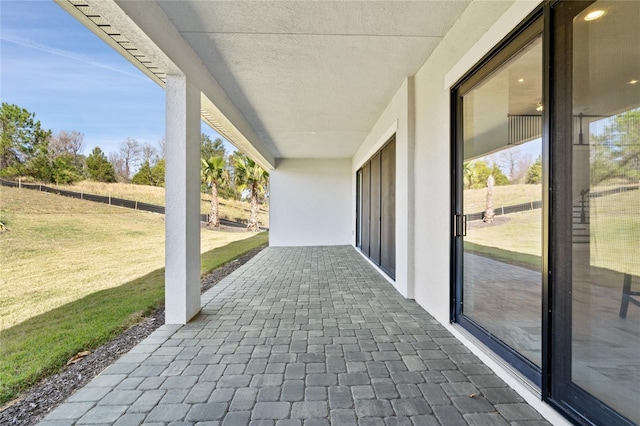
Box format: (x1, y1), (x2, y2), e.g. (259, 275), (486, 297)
(233, 154), (269, 231)
(201, 155), (228, 227)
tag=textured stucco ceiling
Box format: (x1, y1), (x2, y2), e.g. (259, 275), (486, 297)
(155, 1), (471, 159)
(59, 0), (471, 162)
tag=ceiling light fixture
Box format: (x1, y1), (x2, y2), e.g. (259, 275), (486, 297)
(584, 10), (605, 21)
(630, 80), (638, 85)
(518, 78), (524, 83)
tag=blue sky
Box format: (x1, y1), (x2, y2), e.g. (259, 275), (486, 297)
(1, 0), (232, 157)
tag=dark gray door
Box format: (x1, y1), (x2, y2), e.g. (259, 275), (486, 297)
(381, 139), (396, 277)
(356, 137), (396, 278)
(369, 152), (381, 265)
(361, 162), (370, 256)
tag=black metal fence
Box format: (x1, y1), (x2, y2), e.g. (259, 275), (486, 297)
(466, 184), (638, 221)
(588, 184), (639, 199)
(0, 178), (247, 228)
(467, 200), (543, 221)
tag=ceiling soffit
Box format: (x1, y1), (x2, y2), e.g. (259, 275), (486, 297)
(157, 1), (470, 159)
(59, 1), (472, 161)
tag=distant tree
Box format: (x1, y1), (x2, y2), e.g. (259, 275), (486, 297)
(150, 159), (165, 187)
(140, 142), (158, 164)
(157, 138), (166, 159)
(591, 109), (640, 184)
(201, 156), (229, 227)
(44, 131), (85, 184)
(86, 147), (116, 182)
(496, 147), (533, 183)
(225, 151), (248, 200)
(498, 148), (521, 182)
(491, 164), (510, 186)
(0, 103), (51, 177)
(526, 156), (542, 184)
(130, 142), (161, 186)
(27, 147), (53, 183)
(51, 154), (83, 184)
(201, 134), (226, 161)
(463, 161), (474, 190)
(465, 160), (509, 189)
(117, 138), (141, 182)
(108, 152), (127, 182)
(233, 152), (269, 231)
(131, 160), (154, 186)
(49, 130), (85, 166)
(131, 142), (165, 188)
(514, 153), (534, 183)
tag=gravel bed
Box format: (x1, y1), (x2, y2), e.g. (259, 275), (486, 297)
(0, 244), (266, 425)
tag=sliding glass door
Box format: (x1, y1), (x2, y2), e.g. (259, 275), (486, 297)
(550, 1), (640, 424)
(454, 20), (544, 384)
(453, 2), (639, 424)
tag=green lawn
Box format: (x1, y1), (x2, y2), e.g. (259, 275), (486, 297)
(0, 233), (268, 406)
(589, 191), (640, 276)
(463, 183), (541, 214)
(466, 209), (542, 257)
(464, 190), (639, 277)
(0, 186), (262, 330)
(0, 186), (268, 405)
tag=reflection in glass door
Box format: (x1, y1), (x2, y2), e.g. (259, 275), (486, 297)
(456, 25), (543, 382)
(565, 1), (640, 423)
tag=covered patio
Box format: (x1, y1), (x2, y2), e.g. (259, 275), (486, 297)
(41, 247), (550, 425)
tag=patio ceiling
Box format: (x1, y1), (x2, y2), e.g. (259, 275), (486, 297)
(58, 0), (471, 167)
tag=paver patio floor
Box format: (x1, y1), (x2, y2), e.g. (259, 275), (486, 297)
(41, 246), (550, 425)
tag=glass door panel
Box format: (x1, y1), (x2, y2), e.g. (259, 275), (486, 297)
(570, 1), (640, 422)
(461, 35), (543, 371)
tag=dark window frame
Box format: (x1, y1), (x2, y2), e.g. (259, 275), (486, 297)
(547, 1), (635, 424)
(451, 10), (545, 388)
(450, 2), (637, 425)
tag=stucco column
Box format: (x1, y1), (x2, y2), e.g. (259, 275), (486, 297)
(165, 74), (201, 324)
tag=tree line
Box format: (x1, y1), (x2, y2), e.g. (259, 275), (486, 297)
(201, 135), (269, 231)
(463, 151), (542, 190)
(0, 102), (156, 185)
(1, 102), (269, 230)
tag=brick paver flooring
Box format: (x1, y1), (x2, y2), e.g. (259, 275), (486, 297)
(41, 246), (551, 425)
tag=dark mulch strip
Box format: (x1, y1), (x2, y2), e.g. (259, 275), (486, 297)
(0, 245), (266, 426)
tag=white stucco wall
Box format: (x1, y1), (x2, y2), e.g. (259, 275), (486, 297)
(270, 158), (352, 247)
(352, 78), (415, 298)
(412, 0), (540, 323)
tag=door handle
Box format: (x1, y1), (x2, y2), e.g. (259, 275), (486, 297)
(454, 215), (467, 237)
(463, 215), (467, 237)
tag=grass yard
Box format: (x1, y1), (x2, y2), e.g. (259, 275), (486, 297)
(463, 183), (541, 214)
(0, 186), (263, 330)
(464, 241), (542, 271)
(466, 209), (542, 258)
(590, 191), (640, 277)
(51, 181), (270, 227)
(464, 209), (542, 271)
(0, 186), (268, 405)
(464, 190), (639, 277)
